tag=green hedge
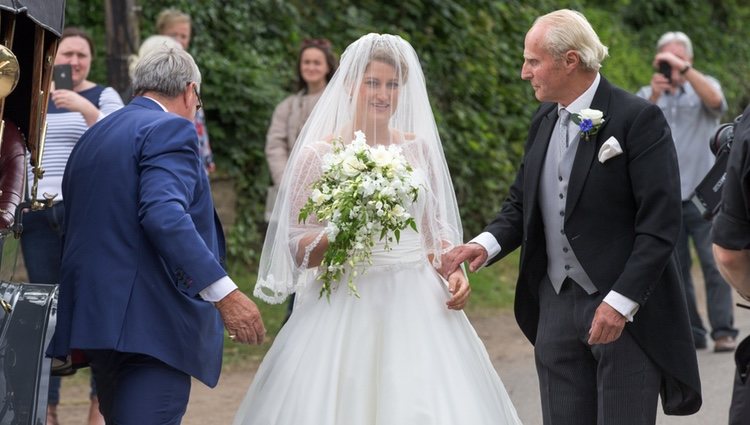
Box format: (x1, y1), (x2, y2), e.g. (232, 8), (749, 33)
(64, 0), (750, 266)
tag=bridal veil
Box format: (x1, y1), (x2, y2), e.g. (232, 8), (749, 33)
(255, 33), (462, 303)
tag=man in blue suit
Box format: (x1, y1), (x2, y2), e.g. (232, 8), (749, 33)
(47, 45), (265, 424)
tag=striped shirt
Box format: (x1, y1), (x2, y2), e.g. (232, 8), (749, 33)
(29, 85), (124, 201)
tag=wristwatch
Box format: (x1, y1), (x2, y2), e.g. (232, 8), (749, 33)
(680, 64), (692, 75)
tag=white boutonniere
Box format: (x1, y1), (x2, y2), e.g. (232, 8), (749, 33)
(571, 108), (605, 142)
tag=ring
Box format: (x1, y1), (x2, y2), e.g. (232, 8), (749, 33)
(229, 334), (236, 340)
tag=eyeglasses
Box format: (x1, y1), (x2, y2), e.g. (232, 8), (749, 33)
(192, 83), (202, 111)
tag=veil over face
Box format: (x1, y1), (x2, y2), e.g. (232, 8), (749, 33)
(255, 33), (463, 303)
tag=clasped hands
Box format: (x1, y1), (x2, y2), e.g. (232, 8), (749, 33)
(440, 244), (486, 311)
(215, 289), (266, 345)
(440, 243), (626, 345)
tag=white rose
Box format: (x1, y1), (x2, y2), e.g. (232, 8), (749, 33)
(311, 189), (325, 204)
(579, 108), (604, 125)
(371, 145), (395, 168)
(342, 155), (365, 176)
(391, 204), (406, 218)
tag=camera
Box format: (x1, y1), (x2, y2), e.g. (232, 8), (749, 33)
(658, 61), (672, 83)
(691, 114), (742, 220)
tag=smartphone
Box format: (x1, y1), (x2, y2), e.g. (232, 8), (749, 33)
(658, 61), (672, 83)
(52, 64), (73, 90)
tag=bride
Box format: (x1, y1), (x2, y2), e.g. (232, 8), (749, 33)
(233, 33), (522, 425)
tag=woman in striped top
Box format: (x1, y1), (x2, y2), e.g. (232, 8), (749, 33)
(21, 27), (123, 425)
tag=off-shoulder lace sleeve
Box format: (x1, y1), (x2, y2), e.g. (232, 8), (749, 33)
(254, 142), (331, 303)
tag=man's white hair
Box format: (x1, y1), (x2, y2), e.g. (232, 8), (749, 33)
(534, 9), (609, 72)
(657, 31), (693, 58)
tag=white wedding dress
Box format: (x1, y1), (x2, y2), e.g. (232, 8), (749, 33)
(233, 222), (523, 424)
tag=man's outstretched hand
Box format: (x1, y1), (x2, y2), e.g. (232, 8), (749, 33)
(215, 289), (266, 345)
(440, 243), (488, 278)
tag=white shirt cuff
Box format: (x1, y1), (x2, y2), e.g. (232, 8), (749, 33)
(199, 276), (238, 302)
(603, 290), (640, 322)
(469, 232), (501, 268)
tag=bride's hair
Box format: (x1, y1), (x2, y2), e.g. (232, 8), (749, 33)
(255, 33), (463, 304)
(369, 43), (409, 82)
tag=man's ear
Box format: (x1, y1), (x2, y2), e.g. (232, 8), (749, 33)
(564, 50), (580, 70)
(182, 85), (192, 109)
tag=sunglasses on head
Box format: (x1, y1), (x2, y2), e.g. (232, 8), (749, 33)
(301, 38), (331, 50)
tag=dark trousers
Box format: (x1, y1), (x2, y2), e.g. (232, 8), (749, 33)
(535, 278), (661, 425)
(677, 201), (737, 344)
(84, 350), (191, 425)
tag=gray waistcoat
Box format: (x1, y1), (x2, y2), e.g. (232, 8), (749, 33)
(539, 110), (597, 294)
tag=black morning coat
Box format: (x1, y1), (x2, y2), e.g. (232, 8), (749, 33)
(486, 77), (702, 415)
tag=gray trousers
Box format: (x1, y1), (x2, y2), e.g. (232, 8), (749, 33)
(535, 278), (661, 425)
(677, 201), (737, 344)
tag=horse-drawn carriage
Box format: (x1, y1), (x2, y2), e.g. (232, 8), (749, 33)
(0, 1), (64, 424)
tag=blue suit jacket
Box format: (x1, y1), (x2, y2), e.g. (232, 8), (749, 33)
(47, 97), (227, 386)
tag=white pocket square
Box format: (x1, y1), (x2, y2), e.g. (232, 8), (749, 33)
(598, 136), (622, 163)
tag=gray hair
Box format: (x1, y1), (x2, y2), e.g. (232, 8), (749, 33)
(131, 46), (201, 98)
(128, 35), (183, 79)
(657, 31), (693, 58)
(534, 9), (609, 71)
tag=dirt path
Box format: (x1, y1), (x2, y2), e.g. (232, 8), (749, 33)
(53, 279), (744, 425)
(56, 310), (533, 424)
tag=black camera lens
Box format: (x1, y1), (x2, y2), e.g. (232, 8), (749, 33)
(709, 114), (743, 156)
(710, 123), (734, 156)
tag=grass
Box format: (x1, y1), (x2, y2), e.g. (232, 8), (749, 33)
(222, 249), (520, 366)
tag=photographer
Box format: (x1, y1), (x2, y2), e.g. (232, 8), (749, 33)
(637, 31), (737, 352)
(713, 107), (750, 423)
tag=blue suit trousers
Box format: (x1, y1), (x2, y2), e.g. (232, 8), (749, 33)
(85, 350), (191, 425)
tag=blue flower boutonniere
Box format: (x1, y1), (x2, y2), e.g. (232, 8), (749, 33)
(571, 108), (605, 142)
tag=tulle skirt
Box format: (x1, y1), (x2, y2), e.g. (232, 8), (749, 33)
(233, 234), (522, 425)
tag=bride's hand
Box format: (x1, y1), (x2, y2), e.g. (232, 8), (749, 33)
(446, 270), (471, 310)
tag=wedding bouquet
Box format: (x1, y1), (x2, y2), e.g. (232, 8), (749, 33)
(299, 131), (420, 300)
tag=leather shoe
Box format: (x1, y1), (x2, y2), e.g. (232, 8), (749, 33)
(714, 335), (737, 353)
